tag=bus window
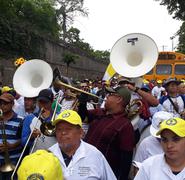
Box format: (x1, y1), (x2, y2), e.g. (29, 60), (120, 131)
(146, 69), (153, 75)
(158, 53), (176, 60)
(175, 64), (185, 75)
(156, 64), (172, 75)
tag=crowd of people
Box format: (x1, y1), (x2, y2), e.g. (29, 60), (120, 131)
(0, 76), (185, 180)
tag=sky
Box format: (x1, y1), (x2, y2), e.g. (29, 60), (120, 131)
(73, 0), (182, 52)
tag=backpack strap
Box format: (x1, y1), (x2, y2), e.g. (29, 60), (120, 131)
(168, 96), (179, 113)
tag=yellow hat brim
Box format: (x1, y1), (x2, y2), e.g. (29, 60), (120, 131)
(156, 127), (185, 137)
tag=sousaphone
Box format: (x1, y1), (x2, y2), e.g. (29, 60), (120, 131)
(110, 33), (158, 128)
(13, 59), (53, 97)
(110, 33), (158, 78)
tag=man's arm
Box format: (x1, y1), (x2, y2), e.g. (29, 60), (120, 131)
(127, 84), (159, 106)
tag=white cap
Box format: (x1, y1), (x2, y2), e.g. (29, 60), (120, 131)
(150, 111), (173, 138)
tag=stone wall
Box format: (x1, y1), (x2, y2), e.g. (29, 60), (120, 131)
(0, 39), (108, 86)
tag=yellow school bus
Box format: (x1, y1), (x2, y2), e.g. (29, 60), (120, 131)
(143, 51), (185, 81)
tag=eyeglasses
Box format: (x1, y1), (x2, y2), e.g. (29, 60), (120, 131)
(108, 93), (121, 97)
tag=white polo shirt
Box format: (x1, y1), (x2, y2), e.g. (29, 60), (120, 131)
(49, 141), (116, 180)
(134, 154), (185, 180)
(134, 135), (163, 163)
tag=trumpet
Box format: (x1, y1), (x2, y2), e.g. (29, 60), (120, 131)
(39, 94), (61, 137)
(0, 109), (15, 172)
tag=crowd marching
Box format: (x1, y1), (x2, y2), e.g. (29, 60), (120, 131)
(0, 75), (185, 180)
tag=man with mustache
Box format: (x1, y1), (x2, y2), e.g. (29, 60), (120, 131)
(49, 109), (116, 180)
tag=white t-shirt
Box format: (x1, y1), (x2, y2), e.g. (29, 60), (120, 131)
(59, 99), (74, 112)
(160, 96), (184, 117)
(134, 154), (185, 180)
(49, 141), (116, 180)
(134, 135), (163, 163)
(151, 86), (165, 99)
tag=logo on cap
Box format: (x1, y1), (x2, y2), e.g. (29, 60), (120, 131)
(27, 173), (44, 180)
(166, 119), (177, 126)
(62, 112), (70, 118)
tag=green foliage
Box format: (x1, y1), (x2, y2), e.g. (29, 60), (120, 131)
(0, 0), (108, 62)
(62, 52), (78, 75)
(55, 0), (88, 40)
(0, 0), (59, 38)
(176, 22), (185, 53)
(155, 0), (185, 20)
(66, 27), (81, 43)
(63, 52), (78, 66)
(155, 0), (185, 53)
(0, 18), (43, 58)
(92, 50), (110, 60)
(0, 0), (60, 57)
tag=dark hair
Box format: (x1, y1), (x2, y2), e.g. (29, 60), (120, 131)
(7, 89), (16, 97)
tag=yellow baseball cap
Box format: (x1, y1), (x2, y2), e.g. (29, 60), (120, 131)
(143, 79), (149, 84)
(53, 109), (82, 127)
(157, 80), (162, 84)
(17, 150), (63, 180)
(156, 117), (185, 137)
(1, 86), (12, 93)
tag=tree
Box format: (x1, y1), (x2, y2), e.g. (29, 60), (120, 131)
(55, 0), (88, 41)
(66, 27), (81, 44)
(176, 22), (185, 53)
(154, 0), (185, 20)
(0, 0), (60, 38)
(63, 52), (78, 76)
(15, 0), (60, 38)
(155, 0), (185, 53)
(92, 50), (110, 60)
(0, 0), (60, 57)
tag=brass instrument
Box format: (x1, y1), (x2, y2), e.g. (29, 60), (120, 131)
(0, 109), (15, 172)
(110, 33), (158, 127)
(39, 94), (61, 137)
(110, 33), (158, 78)
(13, 59), (101, 138)
(39, 80), (102, 137)
(126, 99), (143, 128)
(126, 99), (143, 119)
(55, 80), (100, 99)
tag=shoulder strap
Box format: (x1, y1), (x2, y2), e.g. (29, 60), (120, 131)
(168, 97), (179, 113)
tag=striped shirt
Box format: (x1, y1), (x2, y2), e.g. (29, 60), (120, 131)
(0, 113), (23, 165)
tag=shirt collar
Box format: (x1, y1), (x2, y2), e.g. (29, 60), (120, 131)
(56, 140), (86, 168)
